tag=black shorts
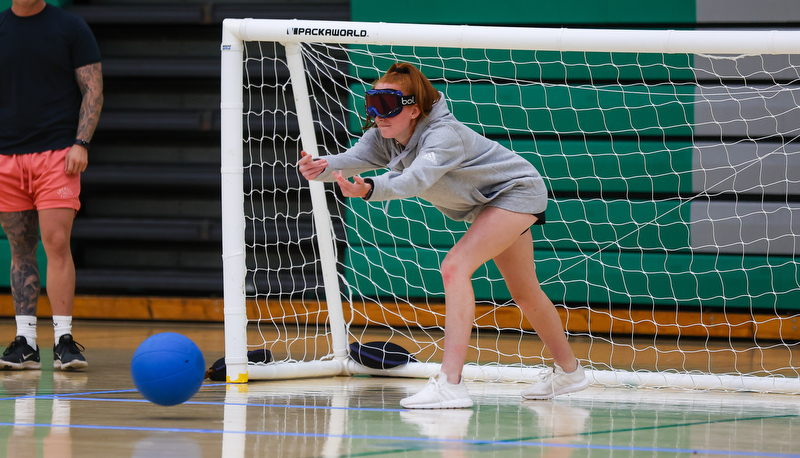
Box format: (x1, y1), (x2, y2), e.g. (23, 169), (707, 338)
(521, 211), (546, 235)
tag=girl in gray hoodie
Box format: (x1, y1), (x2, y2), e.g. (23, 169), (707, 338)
(298, 63), (588, 409)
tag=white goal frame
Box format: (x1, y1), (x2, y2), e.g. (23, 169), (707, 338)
(220, 18), (800, 393)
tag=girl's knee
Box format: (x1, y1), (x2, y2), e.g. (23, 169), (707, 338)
(441, 253), (473, 287)
(440, 257), (458, 286)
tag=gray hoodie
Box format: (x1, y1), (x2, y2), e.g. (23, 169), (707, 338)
(315, 92), (548, 223)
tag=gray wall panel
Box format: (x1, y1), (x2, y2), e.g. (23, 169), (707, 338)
(697, 0), (800, 23)
(691, 200), (800, 254)
(692, 141), (800, 195)
(693, 85), (800, 138)
(693, 54), (800, 82)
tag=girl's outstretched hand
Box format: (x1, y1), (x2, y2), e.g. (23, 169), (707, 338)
(298, 150), (328, 180)
(333, 170), (372, 198)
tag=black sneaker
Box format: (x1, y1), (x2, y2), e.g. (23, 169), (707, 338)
(0, 336), (41, 370)
(53, 334), (88, 371)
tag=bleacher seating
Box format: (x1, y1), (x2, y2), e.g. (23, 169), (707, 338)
(65, 0), (350, 295)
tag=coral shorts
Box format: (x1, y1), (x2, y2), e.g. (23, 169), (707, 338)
(0, 148), (81, 212)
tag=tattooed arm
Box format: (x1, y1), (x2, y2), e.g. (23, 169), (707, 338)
(66, 62), (103, 176)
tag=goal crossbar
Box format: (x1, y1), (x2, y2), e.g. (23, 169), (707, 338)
(225, 18), (800, 54)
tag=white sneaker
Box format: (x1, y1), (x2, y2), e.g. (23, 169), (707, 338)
(400, 373), (473, 409)
(521, 363), (590, 400)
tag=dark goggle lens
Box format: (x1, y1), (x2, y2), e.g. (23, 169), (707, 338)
(365, 89), (415, 118)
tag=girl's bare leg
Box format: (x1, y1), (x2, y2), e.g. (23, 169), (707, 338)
(492, 230), (577, 371)
(439, 207), (543, 382)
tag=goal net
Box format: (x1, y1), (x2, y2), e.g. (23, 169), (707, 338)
(220, 19), (800, 393)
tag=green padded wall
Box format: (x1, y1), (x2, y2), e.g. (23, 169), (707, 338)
(349, 82), (695, 137)
(350, 0), (696, 25)
(341, 55), (707, 308)
(339, 1), (797, 311)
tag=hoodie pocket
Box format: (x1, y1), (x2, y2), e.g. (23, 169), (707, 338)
(471, 183), (515, 203)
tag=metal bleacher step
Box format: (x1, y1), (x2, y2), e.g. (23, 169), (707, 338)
(97, 109), (218, 132)
(68, 4), (213, 24)
(75, 268), (224, 294)
(81, 163), (220, 188)
(102, 57), (220, 78)
(59, 1), (350, 297)
(72, 218), (221, 242)
(69, 2), (350, 25)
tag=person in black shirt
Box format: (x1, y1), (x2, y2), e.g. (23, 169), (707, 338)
(0, 0), (102, 371)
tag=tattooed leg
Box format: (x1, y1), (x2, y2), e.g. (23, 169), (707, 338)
(0, 211), (41, 316)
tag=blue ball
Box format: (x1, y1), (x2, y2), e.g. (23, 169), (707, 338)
(131, 332), (205, 406)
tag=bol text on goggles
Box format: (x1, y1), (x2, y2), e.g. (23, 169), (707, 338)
(365, 89), (416, 118)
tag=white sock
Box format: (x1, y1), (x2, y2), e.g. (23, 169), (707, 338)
(15, 316), (37, 349)
(52, 315), (73, 342)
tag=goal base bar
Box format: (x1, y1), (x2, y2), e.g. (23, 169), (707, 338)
(245, 360), (800, 394)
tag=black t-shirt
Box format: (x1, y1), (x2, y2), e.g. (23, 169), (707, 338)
(0, 4), (101, 155)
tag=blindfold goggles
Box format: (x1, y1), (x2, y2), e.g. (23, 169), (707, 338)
(365, 89), (416, 118)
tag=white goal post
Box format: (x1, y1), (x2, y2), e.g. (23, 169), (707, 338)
(220, 18), (800, 393)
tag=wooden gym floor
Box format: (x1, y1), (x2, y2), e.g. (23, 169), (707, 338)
(0, 319), (798, 458)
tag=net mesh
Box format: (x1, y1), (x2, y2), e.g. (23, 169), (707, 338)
(239, 39), (800, 388)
